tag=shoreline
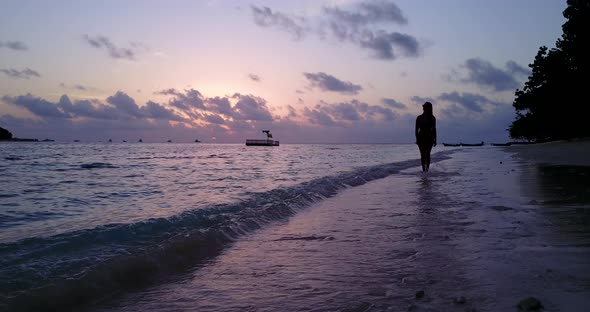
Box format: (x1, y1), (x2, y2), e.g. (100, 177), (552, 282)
(504, 139), (590, 166)
(89, 144), (590, 311)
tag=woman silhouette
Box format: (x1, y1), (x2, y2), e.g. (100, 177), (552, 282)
(415, 102), (437, 172)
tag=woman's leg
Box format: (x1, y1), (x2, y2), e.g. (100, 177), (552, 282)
(418, 143), (427, 172)
(424, 143), (433, 171)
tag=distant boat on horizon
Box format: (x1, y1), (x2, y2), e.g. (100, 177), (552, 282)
(139, 139), (143, 143)
(195, 139), (201, 143)
(167, 140), (172, 143)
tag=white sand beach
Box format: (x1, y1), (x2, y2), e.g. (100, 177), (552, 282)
(93, 143), (590, 312)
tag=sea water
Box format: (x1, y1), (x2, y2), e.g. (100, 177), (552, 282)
(90, 147), (590, 312)
(4, 143), (588, 311)
(0, 142), (424, 310)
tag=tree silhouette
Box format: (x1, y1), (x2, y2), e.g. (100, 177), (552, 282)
(0, 126), (13, 140)
(509, 0), (589, 140)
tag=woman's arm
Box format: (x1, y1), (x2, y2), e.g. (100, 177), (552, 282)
(415, 116), (420, 144)
(433, 117), (437, 146)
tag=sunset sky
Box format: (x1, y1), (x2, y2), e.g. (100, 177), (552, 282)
(0, 0), (565, 143)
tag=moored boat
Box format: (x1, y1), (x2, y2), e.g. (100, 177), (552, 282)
(460, 141), (484, 147)
(246, 130), (279, 146)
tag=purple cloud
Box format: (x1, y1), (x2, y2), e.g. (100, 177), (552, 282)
(232, 93), (273, 121)
(0, 68), (40, 79)
(106, 91), (143, 117)
(82, 35), (139, 60)
(303, 99), (395, 126)
(3, 94), (69, 118)
(250, 1), (423, 61)
(0, 40), (28, 51)
(436, 91), (505, 115)
(251, 6), (308, 40)
(381, 98), (407, 109)
(449, 58), (531, 92)
(142, 101), (186, 121)
(410, 96), (435, 104)
(248, 73), (261, 82)
(59, 83), (97, 91)
(204, 114), (225, 124)
(303, 72), (363, 95)
(206, 96), (233, 116)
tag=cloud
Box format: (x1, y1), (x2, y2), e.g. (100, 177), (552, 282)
(2, 94), (70, 118)
(303, 107), (336, 126)
(106, 91), (143, 117)
(248, 73), (261, 82)
(232, 93), (273, 121)
(59, 82), (97, 91)
(410, 96), (435, 104)
(251, 6), (308, 40)
(323, 0), (407, 32)
(381, 98), (407, 109)
(286, 105), (298, 118)
(82, 35), (140, 60)
(250, 1), (423, 61)
(360, 31), (420, 59)
(326, 102), (361, 120)
(303, 99), (395, 126)
(156, 88), (207, 119)
(1, 88), (513, 143)
(303, 72), (362, 94)
(505, 60), (531, 77)
(0, 40), (28, 51)
(449, 58), (531, 92)
(142, 101), (186, 121)
(206, 96), (233, 116)
(56, 95), (119, 120)
(3, 91), (188, 123)
(437, 91), (488, 113)
(204, 114), (225, 124)
(435, 91), (504, 116)
(0, 68), (40, 79)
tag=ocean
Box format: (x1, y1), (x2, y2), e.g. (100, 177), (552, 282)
(2, 143), (589, 311)
(0, 143), (428, 311)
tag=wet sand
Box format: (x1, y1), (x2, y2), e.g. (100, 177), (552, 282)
(93, 145), (590, 312)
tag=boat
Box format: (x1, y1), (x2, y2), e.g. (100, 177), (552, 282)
(460, 141), (484, 147)
(508, 141), (535, 145)
(246, 130), (279, 146)
(139, 139), (143, 143)
(491, 142), (511, 146)
(167, 140), (172, 143)
(442, 143), (460, 147)
(194, 139), (201, 143)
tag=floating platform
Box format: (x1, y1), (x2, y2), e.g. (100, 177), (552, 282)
(245, 139), (280, 146)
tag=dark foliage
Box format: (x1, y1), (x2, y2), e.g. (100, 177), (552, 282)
(0, 126), (13, 140)
(509, 0), (590, 140)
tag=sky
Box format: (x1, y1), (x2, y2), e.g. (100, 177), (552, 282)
(0, 0), (566, 143)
